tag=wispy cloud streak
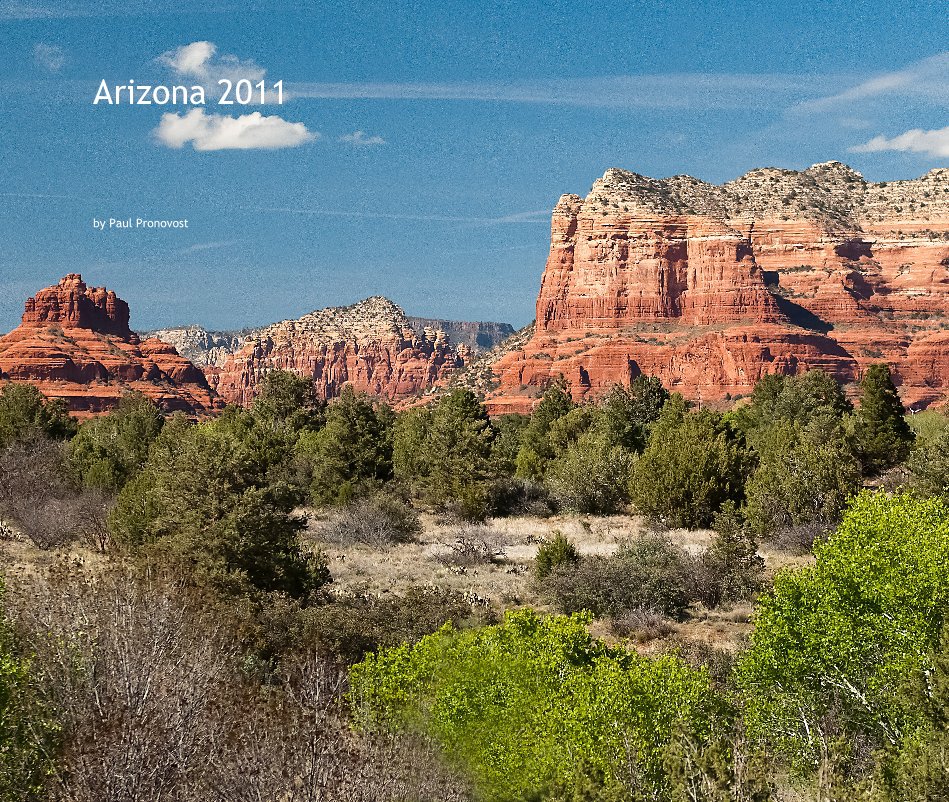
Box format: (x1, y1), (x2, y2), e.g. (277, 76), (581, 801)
(288, 74), (837, 109)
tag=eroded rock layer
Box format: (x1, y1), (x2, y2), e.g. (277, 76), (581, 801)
(210, 296), (466, 406)
(0, 275), (218, 417)
(488, 163), (949, 412)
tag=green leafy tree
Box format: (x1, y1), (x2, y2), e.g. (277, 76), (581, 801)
(66, 392), (164, 491)
(295, 386), (393, 505)
(630, 397), (750, 528)
(0, 383), (75, 447)
(738, 493), (949, 771)
(743, 417), (861, 536)
(867, 625), (949, 802)
(855, 364), (914, 475)
(349, 610), (726, 802)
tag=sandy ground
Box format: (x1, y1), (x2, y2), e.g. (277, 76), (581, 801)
(305, 511), (814, 653)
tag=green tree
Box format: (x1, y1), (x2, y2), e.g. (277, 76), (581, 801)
(295, 386), (393, 505)
(738, 493), (949, 771)
(597, 375), (670, 452)
(250, 370), (324, 436)
(545, 431), (633, 514)
(431, 390), (495, 516)
(66, 392), (164, 491)
(110, 409), (327, 601)
(743, 417), (861, 536)
(0, 383), (75, 447)
(515, 377), (574, 480)
(732, 370), (852, 449)
(393, 390), (494, 518)
(488, 413), (529, 477)
(855, 364), (914, 475)
(630, 397), (750, 528)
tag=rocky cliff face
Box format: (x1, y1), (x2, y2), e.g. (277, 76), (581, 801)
(0, 275), (219, 417)
(405, 318), (515, 352)
(143, 325), (254, 369)
(210, 297), (470, 406)
(489, 163), (949, 413)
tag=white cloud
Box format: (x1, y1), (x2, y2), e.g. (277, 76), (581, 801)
(798, 52), (949, 113)
(158, 41), (267, 101)
(154, 109), (317, 152)
(33, 42), (65, 72)
(339, 130), (385, 146)
(851, 126), (949, 158)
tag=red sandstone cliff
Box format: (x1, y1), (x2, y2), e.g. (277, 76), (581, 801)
(0, 274), (218, 417)
(210, 296), (465, 406)
(486, 163), (949, 413)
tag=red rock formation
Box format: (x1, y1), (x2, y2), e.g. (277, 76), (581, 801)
(0, 275), (219, 417)
(488, 163), (949, 412)
(210, 296), (465, 406)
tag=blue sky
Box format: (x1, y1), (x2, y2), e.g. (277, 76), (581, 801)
(1, 0), (947, 331)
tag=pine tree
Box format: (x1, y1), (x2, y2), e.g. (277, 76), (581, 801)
(856, 364), (914, 475)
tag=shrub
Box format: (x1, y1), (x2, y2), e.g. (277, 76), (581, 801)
(0, 437), (111, 550)
(908, 424), (949, 503)
(610, 608), (676, 643)
(0, 575), (56, 801)
(313, 495), (421, 548)
(109, 410), (328, 602)
(8, 566), (468, 802)
(304, 586), (486, 663)
(696, 502), (765, 607)
(486, 477), (553, 518)
(541, 533), (696, 620)
(544, 432), (633, 514)
(533, 531), (579, 579)
(630, 398), (750, 529)
(436, 524), (508, 567)
(743, 418), (861, 536)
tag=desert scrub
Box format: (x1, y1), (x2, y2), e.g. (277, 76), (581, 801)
(539, 532), (697, 620)
(533, 531), (579, 579)
(435, 524), (508, 567)
(311, 495), (421, 548)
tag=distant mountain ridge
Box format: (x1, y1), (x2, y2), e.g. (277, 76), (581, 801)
(143, 305), (515, 373)
(203, 296), (516, 406)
